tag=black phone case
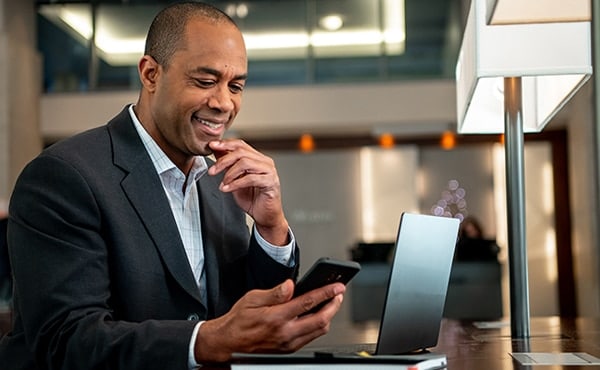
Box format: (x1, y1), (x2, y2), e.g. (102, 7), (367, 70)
(293, 257), (361, 304)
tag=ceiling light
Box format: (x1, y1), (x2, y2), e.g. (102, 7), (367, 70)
(236, 3), (248, 19)
(39, 5), (92, 42)
(40, 0), (405, 65)
(244, 28), (405, 59)
(298, 134), (315, 153)
(440, 130), (456, 150)
(61, 9), (93, 39)
(243, 32), (309, 50)
(225, 3), (248, 19)
(319, 14), (343, 31)
(378, 133), (395, 149)
(311, 30), (383, 47)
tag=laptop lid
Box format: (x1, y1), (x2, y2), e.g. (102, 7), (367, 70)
(375, 212), (459, 355)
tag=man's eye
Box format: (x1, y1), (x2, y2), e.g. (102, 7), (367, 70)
(230, 84), (244, 94)
(196, 79), (215, 87)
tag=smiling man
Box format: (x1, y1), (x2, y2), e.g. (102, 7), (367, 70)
(0, 2), (345, 369)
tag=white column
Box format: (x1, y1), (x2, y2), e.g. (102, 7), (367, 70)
(0, 0), (42, 202)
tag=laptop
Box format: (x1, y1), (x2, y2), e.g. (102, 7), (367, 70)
(231, 213), (458, 369)
(313, 212), (460, 356)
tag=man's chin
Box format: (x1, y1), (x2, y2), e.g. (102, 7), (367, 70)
(193, 143), (214, 157)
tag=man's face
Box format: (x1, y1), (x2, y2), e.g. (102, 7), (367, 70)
(147, 20), (247, 166)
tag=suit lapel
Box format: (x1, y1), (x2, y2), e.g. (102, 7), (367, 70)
(108, 108), (204, 305)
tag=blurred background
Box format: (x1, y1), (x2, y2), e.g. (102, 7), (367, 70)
(0, 0), (598, 324)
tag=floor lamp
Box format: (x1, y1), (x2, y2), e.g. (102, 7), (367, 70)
(455, 0), (592, 338)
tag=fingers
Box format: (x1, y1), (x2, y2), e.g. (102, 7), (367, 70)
(195, 281), (296, 362)
(291, 282), (346, 318)
(207, 140), (276, 192)
(245, 279), (295, 308)
(206, 139), (288, 238)
(241, 282), (345, 352)
(194, 281), (346, 363)
(246, 281), (345, 319)
(272, 285), (346, 352)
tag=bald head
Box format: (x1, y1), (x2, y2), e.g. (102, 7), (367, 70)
(144, 2), (239, 68)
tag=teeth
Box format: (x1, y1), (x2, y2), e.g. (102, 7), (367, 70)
(197, 118), (221, 129)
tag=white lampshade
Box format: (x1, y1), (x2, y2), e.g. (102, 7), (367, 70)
(455, 0), (593, 134)
(487, 0), (591, 25)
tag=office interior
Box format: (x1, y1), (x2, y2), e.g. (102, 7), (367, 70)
(0, 0), (599, 327)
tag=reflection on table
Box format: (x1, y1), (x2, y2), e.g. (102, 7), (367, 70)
(308, 316), (600, 370)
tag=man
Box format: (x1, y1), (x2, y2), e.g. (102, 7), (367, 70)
(0, 2), (345, 369)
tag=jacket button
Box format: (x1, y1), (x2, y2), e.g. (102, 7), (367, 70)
(187, 313), (200, 321)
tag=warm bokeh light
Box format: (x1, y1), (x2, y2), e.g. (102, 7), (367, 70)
(440, 130), (456, 150)
(378, 133), (395, 148)
(298, 133), (315, 153)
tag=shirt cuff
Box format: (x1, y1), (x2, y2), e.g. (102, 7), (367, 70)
(253, 224), (296, 267)
(188, 321), (204, 369)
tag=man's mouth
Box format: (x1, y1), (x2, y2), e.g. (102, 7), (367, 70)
(193, 116), (224, 130)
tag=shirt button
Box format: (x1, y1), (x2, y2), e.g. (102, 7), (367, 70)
(187, 313), (200, 321)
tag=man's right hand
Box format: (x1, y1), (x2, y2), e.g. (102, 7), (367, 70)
(194, 279), (346, 363)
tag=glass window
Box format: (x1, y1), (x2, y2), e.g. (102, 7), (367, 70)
(36, 0), (458, 92)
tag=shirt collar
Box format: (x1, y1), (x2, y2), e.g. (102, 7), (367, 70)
(127, 104), (208, 180)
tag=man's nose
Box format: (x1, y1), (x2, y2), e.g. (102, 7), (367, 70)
(207, 85), (235, 112)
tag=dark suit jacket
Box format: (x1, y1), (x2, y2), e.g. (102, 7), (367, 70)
(0, 107), (299, 370)
(0, 218), (8, 278)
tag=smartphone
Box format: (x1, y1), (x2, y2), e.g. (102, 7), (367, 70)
(293, 257), (361, 315)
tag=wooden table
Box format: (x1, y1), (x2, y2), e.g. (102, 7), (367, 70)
(2, 310), (600, 369)
(307, 316), (600, 369)
(435, 317), (600, 369)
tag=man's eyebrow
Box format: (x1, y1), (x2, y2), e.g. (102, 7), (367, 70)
(192, 66), (248, 81)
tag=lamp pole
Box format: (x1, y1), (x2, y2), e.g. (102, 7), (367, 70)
(504, 77), (531, 338)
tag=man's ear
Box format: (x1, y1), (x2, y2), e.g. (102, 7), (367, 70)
(138, 55), (160, 92)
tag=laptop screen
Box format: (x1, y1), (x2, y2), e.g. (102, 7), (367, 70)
(376, 213), (459, 355)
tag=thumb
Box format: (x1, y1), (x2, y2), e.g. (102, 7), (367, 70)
(240, 279), (295, 310)
(268, 279), (295, 304)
